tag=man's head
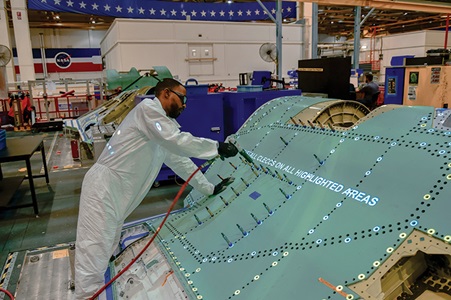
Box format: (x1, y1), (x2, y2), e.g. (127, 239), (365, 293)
(365, 73), (373, 83)
(155, 78), (187, 119)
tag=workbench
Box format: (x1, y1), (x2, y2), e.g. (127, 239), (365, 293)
(0, 135), (50, 215)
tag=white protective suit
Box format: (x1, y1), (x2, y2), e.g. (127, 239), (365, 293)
(75, 97), (219, 299)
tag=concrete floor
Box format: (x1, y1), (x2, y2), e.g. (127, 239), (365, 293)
(0, 131), (188, 295)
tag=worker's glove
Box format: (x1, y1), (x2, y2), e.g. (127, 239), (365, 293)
(218, 142), (238, 158)
(213, 177), (235, 195)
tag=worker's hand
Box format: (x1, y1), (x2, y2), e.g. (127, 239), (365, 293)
(218, 142), (238, 158)
(213, 177), (235, 195)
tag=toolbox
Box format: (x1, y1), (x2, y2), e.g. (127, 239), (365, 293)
(184, 78), (209, 96)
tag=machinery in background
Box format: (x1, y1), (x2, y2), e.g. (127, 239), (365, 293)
(105, 67), (172, 94)
(63, 66), (172, 160)
(238, 71), (272, 91)
(384, 55), (414, 105)
(384, 50), (451, 108)
(65, 86), (154, 161)
(297, 56), (353, 100)
(237, 43), (288, 91)
(403, 63), (451, 108)
(286, 69), (298, 89)
(5, 92), (35, 130)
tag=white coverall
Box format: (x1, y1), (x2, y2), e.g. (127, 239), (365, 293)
(74, 98), (219, 299)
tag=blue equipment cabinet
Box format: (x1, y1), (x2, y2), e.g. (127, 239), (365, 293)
(222, 89), (302, 136)
(177, 92), (224, 146)
(384, 67), (405, 105)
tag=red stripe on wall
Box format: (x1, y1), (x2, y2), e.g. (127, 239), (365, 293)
(15, 62), (102, 74)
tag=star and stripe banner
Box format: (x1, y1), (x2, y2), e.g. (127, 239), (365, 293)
(13, 48), (102, 74)
(28, 0), (296, 22)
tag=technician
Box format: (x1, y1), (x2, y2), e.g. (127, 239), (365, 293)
(75, 78), (238, 299)
(357, 73), (380, 108)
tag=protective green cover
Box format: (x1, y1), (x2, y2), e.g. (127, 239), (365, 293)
(148, 96), (451, 299)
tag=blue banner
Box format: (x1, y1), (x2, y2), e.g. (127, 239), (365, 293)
(28, 0), (296, 22)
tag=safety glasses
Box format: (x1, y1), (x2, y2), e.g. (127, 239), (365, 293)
(168, 89), (187, 105)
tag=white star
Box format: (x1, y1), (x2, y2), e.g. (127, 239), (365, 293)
(160, 9), (166, 15)
(271, 8), (276, 14)
(41, 0), (47, 3)
(54, 0), (61, 5)
(263, 11), (267, 15)
(201, 10), (206, 17)
(104, 4), (110, 11)
(92, 3), (98, 10)
(115, 5), (122, 12)
(181, 10), (187, 16)
(67, 0), (73, 7)
(246, 10), (251, 16)
(127, 6), (133, 13)
(138, 7), (145, 14)
(237, 10), (243, 16)
(170, 9), (177, 16)
(255, 9), (260, 15)
(219, 10), (225, 17)
(287, 7), (292, 12)
(149, 8), (156, 15)
(210, 10), (216, 17)
(79, 1), (86, 8)
(191, 10), (197, 17)
(228, 10), (234, 16)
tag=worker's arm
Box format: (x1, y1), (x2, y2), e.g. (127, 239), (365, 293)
(136, 100), (218, 160)
(164, 153), (214, 196)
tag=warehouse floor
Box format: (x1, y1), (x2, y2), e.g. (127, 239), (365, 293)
(0, 131), (189, 295)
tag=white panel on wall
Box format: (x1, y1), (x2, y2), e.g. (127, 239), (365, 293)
(424, 30), (451, 49)
(101, 21), (119, 55)
(174, 22), (224, 41)
(224, 44), (272, 74)
(118, 20), (172, 41)
(379, 31), (426, 51)
(226, 23), (272, 41)
(281, 25), (305, 42)
(102, 19), (304, 86)
(120, 43), (177, 72)
(282, 45), (302, 70)
(29, 28), (106, 49)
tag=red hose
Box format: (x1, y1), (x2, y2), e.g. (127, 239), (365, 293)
(89, 160), (212, 299)
(0, 287), (14, 300)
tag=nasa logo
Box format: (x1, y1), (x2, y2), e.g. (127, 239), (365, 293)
(54, 52), (71, 69)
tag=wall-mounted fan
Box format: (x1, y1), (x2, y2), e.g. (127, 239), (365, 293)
(0, 44), (12, 67)
(0, 44), (12, 98)
(259, 43), (277, 64)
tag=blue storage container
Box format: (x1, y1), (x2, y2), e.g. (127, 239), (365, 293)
(184, 78), (209, 95)
(0, 129), (6, 151)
